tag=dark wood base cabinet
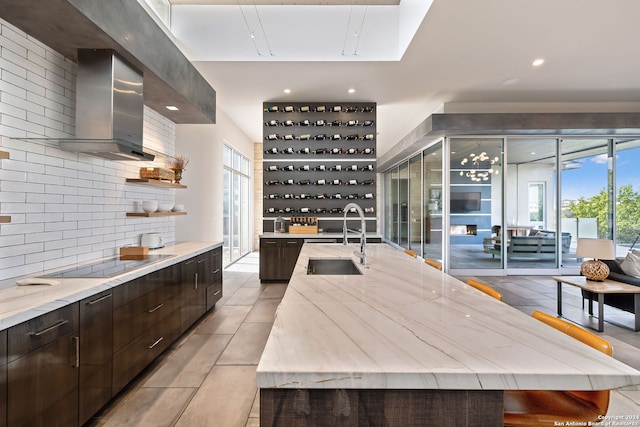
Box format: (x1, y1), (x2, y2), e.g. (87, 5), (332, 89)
(1, 246), (222, 426)
(260, 238), (303, 282)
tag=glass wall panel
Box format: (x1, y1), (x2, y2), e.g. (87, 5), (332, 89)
(560, 138), (612, 267)
(449, 138), (503, 270)
(615, 139), (640, 254)
(398, 162), (409, 247)
(223, 144), (252, 266)
(505, 138), (558, 268)
(423, 142), (443, 260)
(384, 168), (399, 243)
(223, 169), (231, 263)
(408, 154), (422, 252)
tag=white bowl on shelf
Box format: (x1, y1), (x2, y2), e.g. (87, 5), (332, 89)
(173, 204), (185, 212)
(157, 202), (174, 212)
(142, 200), (158, 213)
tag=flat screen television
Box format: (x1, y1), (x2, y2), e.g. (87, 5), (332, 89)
(450, 191), (482, 213)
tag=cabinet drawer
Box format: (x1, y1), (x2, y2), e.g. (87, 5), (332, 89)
(260, 239), (280, 248)
(8, 304), (79, 361)
(206, 281), (222, 311)
(112, 308), (181, 393)
(282, 239), (303, 248)
(113, 284), (180, 353)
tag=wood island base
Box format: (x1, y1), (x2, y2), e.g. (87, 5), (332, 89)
(260, 388), (504, 427)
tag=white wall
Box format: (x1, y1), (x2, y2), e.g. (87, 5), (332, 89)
(174, 108), (254, 244)
(0, 18), (178, 280)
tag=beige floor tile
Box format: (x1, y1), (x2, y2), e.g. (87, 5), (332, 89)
(175, 365), (257, 427)
(92, 387), (196, 427)
(142, 333), (232, 388)
(249, 389), (260, 419)
(217, 322), (273, 365)
(259, 283), (288, 299)
(225, 287), (264, 306)
(245, 298), (280, 323)
(195, 305), (252, 335)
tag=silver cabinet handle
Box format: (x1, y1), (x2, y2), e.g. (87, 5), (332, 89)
(213, 269), (221, 274)
(212, 289), (221, 296)
(30, 319), (68, 337)
(286, 241), (298, 244)
(148, 303), (163, 313)
(148, 337), (164, 349)
(197, 259), (205, 264)
(87, 293), (112, 305)
(194, 272), (198, 289)
(185, 260), (195, 265)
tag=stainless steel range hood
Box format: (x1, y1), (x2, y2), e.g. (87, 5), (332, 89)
(57, 49), (155, 161)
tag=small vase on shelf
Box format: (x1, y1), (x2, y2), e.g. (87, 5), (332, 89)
(172, 168), (183, 184)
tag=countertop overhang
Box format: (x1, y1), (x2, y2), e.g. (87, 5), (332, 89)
(0, 241), (221, 330)
(257, 243), (640, 391)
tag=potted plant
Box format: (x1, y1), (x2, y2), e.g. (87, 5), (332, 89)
(169, 155), (189, 183)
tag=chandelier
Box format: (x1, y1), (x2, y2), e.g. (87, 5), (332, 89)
(459, 152), (500, 182)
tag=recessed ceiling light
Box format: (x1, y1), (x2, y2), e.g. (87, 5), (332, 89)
(501, 78), (519, 86)
(532, 58), (545, 66)
(348, 88), (356, 94)
(166, 106), (179, 111)
(283, 89), (291, 94)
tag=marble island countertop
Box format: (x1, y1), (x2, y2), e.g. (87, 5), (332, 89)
(257, 243), (640, 391)
(259, 232), (381, 239)
(0, 241), (221, 330)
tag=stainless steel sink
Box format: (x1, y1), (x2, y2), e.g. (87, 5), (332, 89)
(306, 258), (363, 275)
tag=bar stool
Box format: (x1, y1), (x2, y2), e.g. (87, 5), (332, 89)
(465, 279), (503, 301)
(404, 249), (417, 258)
(424, 258), (442, 270)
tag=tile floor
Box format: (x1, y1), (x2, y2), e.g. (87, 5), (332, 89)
(88, 252), (640, 426)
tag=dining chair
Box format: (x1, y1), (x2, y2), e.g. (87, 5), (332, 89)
(465, 279), (503, 301)
(503, 310), (612, 426)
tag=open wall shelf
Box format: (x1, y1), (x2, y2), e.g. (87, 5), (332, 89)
(0, 151), (8, 159)
(0, 216), (10, 223)
(126, 211), (187, 218)
(125, 178), (187, 189)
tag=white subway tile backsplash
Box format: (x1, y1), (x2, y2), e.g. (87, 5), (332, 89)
(0, 18), (177, 280)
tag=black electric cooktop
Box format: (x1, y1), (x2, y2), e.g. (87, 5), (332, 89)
(41, 254), (174, 278)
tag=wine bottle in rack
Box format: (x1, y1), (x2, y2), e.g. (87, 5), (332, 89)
(330, 134), (342, 140)
(264, 147), (278, 154)
(265, 105), (278, 112)
(330, 120), (342, 127)
(298, 194), (311, 199)
(313, 164), (326, 171)
(265, 134), (279, 140)
(331, 193), (342, 199)
(315, 179), (326, 185)
(298, 147), (311, 154)
(313, 106), (326, 112)
(265, 165), (278, 171)
(329, 208), (342, 214)
(314, 193), (328, 199)
(362, 120), (375, 127)
(345, 148), (358, 155)
(265, 119), (279, 126)
(283, 120), (295, 126)
(345, 106), (358, 113)
(347, 179), (358, 185)
(280, 165), (294, 171)
(283, 207), (295, 213)
(347, 165), (358, 171)
(265, 207), (276, 213)
(314, 208), (327, 214)
(363, 193), (374, 199)
(299, 207), (311, 213)
(364, 207), (375, 213)
(298, 119), (310, 126)
(361, 164), (374, 171)
(282, 134), (295, 140)
(329, 148), (341, 154)
(281, 147), (295, 154)
(314, 120), (326, 126)
(346, 120), (358, 126)
(298, 165), (310, 171)
(314, 148), (328, 154)
(299, 105), (310, 112)
(265, 180), (279, 185)
(284, 105), (295, 113)
(282, 179), (295, 185)
(330, 164), (342, 171)
(361, 106), (374, 113)
(345, 134), (359, 140)
(346, 194), (359, 199)
(330, 179), (342, 185)
(362, 134), (374, 140)
(283, 193), (295, 199)
(298, 134), (311, 140)
(298, 180), (311, 185)
(331, 105), (342, 112)
(362, 148), (374, 154)
(314, 134), (327, 140)
(361, 179), (374, 185)
(265, 194), (279, 199)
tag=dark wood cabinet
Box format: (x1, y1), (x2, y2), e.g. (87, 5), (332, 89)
(79, 290), (113, 425)
(7, 304), (79, 427)
(206, 247), (223, 311)
(0, 330), (6, 427)
(260, 238), (303, 282)
(181, 254), (207, 332)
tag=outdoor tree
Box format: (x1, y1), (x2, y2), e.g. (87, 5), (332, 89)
(566, 184), (640, 243)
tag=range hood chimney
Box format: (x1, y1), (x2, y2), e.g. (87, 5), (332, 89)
(58, 49), (155, 161)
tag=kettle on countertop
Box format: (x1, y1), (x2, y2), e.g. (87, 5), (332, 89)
(140, 233), (163, 249)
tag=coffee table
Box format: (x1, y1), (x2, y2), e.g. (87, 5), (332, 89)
(552, 275), (640, 331)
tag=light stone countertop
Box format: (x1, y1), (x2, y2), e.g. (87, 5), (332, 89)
(0, 241), (221, 330)
(256, 243), (640, 391)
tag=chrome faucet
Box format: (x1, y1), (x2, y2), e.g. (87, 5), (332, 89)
(343, 202), (367, 266)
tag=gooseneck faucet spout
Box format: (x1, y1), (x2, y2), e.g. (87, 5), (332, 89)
(343, 202), (367, 266)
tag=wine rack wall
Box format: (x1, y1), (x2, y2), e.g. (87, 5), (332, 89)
(262, 102), (377, 233)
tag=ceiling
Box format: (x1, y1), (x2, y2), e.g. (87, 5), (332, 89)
(164, 0), (640, 157)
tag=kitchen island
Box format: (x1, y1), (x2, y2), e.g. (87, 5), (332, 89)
(257, 243), (640, 426)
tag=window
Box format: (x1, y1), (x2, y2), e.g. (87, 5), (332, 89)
(223, 144), (252, 266)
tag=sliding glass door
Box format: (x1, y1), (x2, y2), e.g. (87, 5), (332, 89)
(223, 144), (252, 266)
